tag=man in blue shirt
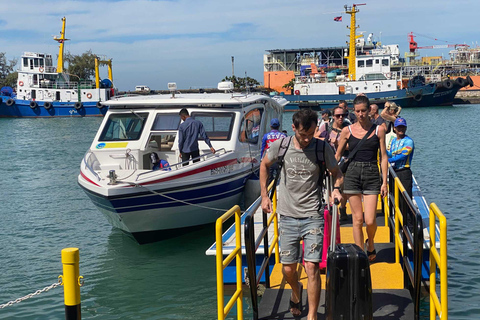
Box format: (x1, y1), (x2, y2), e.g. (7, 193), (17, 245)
(261, 118), (286, 184)
(387, 117), (414, 219)
(178, 108), (215, 166)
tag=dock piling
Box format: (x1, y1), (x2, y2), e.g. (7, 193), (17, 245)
(61, 248), (81, 320)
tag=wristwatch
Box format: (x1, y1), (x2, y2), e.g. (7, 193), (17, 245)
(333, 186), (341, 191)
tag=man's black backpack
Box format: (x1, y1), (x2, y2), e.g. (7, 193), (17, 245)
(269, 136), (327, 199)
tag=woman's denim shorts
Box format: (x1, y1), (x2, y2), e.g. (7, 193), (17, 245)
(279, 214), (324, 264)
(343, 161), (381, 195)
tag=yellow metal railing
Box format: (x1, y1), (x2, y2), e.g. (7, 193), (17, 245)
(393, 177), (406, 263)
(269, 182), (280, 264)
(215, 205), (243, 320)
(429, 203), (448, 320)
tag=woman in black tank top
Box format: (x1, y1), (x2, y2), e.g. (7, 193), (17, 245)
(334, 96), (388, 262)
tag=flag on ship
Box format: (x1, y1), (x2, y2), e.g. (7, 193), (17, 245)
(334, 16), (342, 22)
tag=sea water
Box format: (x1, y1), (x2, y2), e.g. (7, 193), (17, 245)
(0, 105), (479, 319)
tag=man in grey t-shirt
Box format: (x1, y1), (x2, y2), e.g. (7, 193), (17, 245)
(260, 109), (343, 318)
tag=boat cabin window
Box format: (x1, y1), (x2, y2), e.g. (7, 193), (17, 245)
(382, 59), (389, 67)
(191, 112), (235, 141)
(358, 60), (365, 68)
(148, 134), (176, 151)
(239, 108), (263, 144)
(99, 112), (149, 141)
(151, 113), (180, 131)
(366, 59), (373, 67)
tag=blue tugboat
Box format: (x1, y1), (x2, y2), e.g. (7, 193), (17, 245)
(0, 17), (115, 118)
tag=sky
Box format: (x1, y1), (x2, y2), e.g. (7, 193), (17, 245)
(0, 0), (479, 91)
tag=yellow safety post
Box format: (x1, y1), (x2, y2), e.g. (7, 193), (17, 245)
(61, 248), (81, 320)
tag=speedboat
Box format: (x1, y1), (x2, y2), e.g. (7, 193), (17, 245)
(78, 82), (287, 244)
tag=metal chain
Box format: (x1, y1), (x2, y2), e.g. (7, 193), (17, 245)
(0, 281), (61, 309)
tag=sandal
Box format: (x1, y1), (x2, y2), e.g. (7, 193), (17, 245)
(365, 239), (376, 262)
(289, 281), (303, 316)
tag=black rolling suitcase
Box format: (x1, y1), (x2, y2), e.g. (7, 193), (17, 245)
(325, 200), (373, 320)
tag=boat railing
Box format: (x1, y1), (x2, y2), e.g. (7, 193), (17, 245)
(385, 165), (424, 320)
(83, 151), (101, 181)
(214, 205), (243, 320)
(429, 203), (448, 320)
(32, 81), (97, 90)
(135, 148), (228, 181)
(244, 179), (280, 320)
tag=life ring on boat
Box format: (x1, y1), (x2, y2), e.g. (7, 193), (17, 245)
(443, 79), (453, 89)
(44, 102), (53, 110)
(6, 99), (15, 106)
(96, 101), (103, 108)
(455, 77), (467, 88)
(385, 72), (392, 79)
(19, 81), (24, 87)
(294, 90), (300, 95)
(74, 102), (83, 110)
(39, 67), (44, 73)
(86, 93), (92, 99)
(301, 76), (307, 83)
(466, 75), (474, 87)
(29, 101), (38, 109)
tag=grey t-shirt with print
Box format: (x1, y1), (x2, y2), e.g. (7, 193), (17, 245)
(267, 137), (338, 219)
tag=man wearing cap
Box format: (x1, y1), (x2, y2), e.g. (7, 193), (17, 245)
(387, 117), (414, 212)
(261, 118), (287, 183)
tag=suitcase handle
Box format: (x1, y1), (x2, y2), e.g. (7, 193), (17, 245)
(329, 198), (340, 253)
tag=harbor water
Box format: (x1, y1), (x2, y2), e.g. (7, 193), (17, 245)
(0, 105), (479, 319)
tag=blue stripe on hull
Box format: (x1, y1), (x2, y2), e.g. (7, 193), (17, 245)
(0, 98), (107, 117)
(81, 174), (248, 214)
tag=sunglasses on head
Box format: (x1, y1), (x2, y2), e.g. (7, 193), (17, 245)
(334, 113), (348, 118)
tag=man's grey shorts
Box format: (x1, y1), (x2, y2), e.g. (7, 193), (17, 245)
(279, 214), (324, 264)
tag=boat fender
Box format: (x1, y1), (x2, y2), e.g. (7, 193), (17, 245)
(44, 102), (53, 110)
(74, 102), (83, 110)
(413, 93), (422, 102)
(19, 81), (24, 87)
(29, 101), (38, 109)
(435, 81), (443, 89)
(455, 77), (467, 88)
(443, 79), (453, 89)
(467, 75), (474, 87)
(86, 93), (92, 99)
(294, 90), (300, 95)
(39, 67), (44, 73)
(6, 98), (15, 106)
(96, 101), (103, 108)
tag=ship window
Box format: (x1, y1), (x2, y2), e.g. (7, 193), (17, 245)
(375, 59), (379, 64)
(34, 58), (39, 67)
(191, 112), (235, 141)
(239, 108), (263, 144)
(151, 113), (180, 131)
(382, 59), (389, 66)
(99, 112), (149, 141)
(23, 58), (28, 67)
(358, 60), (365, 68)
(366, 59), (373, 67)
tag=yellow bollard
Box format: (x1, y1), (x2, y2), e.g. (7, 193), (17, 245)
(61, 248), (81, 320)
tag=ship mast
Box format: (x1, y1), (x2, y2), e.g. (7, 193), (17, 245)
(345, 3), (365, 81)
(53, 17), (69, 73)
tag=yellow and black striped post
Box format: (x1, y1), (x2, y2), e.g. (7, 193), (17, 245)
(61, 248), (81, 320)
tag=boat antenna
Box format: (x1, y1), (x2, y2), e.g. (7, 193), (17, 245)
(245, 71), (250, 95)
(53, 17), (70, 74)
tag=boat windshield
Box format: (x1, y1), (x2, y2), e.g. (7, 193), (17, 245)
(99, 112), (149, 141)
(151, 113), (180, 131)
(191, 112), (235, 140)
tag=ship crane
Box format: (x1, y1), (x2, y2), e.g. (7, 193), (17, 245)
(408, 32), (468, 53)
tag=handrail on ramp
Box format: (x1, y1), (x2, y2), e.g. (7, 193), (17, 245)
(215, 205), (243, 320)
(429, 203), (448, 320)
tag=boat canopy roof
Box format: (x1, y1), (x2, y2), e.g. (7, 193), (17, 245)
(103, 93), (287, 110)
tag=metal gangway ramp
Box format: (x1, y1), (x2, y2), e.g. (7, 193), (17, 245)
(212, 167), (448, 320)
